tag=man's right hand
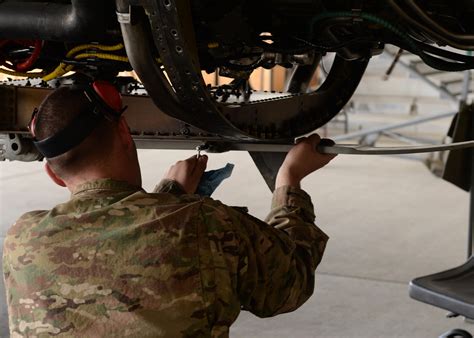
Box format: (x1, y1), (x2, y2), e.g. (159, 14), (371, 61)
(164, 155), (208, 194)
(275, 134), (337, 189)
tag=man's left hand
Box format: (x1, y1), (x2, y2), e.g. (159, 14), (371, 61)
(164, 155), (208, 194)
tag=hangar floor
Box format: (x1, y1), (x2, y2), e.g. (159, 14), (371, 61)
(1, 149), (473, 337)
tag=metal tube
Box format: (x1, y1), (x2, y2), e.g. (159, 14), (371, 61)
(0, 0), (106, 41)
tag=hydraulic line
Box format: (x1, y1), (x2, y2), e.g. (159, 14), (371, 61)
(415, 42), (474, 64)
(386, 0), (474, 50)
(403, 0), (474, 43)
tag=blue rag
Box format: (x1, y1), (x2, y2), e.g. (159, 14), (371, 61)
(196, 163), (235, 197)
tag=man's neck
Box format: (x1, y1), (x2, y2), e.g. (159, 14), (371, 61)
(65, 171), (142, 193)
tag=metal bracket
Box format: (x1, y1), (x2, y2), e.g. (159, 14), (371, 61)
(116, 11), (131, 24)
(0, 85), (16, 127)
(0, 133), (42, 162)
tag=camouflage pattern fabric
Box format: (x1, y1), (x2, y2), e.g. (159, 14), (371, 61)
(3, 178), (328, 337)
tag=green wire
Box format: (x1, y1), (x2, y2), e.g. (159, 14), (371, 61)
(308, 11), (474, 71)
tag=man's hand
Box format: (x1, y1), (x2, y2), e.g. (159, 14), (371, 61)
(275, 134), (337, 189)
(164, 155), (208, 194)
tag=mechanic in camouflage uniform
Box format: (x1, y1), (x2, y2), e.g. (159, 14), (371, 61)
(3, 86), (336, 337)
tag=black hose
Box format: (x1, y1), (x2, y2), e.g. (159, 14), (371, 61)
(404, 0), (474, 43)
(390, 38), (474, 72)
(386, 0), (474, 50)
(415, 42), (474, 64)
(0, 0), (106, 41)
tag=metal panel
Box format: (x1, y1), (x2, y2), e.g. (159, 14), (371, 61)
(0, 86), (16, 127)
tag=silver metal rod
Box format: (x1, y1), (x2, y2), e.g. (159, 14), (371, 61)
(319, 141), (474, 155)
(134, 137), (474, 156)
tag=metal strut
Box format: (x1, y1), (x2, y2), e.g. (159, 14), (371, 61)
(133, 137), (474, 155)
(318, 141), (474, 155)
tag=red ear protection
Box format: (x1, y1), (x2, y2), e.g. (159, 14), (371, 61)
(92, 80), (123, 114)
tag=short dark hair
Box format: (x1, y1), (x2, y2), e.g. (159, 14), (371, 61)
(34, 87), (117, 178)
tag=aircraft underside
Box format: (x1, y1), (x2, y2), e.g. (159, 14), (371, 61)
(1, 0), (474, 187)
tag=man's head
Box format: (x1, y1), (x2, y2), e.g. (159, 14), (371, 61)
(32, 86), (142, 190)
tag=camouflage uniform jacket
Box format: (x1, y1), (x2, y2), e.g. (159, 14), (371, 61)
(3, 178), (329, 338)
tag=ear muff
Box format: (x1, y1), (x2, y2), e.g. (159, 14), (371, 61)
(84, 81), (126, 119)
(92, 80), (123, 114)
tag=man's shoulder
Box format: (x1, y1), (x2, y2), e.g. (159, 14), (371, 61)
(9, 210), (48, 232)
(4, 210), (48, 251)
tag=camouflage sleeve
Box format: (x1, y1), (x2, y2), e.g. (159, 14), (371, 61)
(240, 186), (328, 317)
(2, 251), (11, 301)
(201, 186), (328, 318)
(153, 179), (187, 195)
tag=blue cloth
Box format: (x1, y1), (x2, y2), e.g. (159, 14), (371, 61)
(196, 163), (235, 197)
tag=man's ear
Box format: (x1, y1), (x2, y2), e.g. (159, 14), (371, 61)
(45, 163), (66, 187)
(117, 117), (133, 148)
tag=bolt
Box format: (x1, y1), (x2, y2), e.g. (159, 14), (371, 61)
(180, 127), (191, 135)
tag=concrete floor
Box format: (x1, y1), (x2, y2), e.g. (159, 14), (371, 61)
(1, 150), (473, 337)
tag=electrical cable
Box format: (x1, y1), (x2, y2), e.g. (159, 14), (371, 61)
(73, 53), (129, 63)
(42, 43), (126, 81)
(66, 43), (125, 56)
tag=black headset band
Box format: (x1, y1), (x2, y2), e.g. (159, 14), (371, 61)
(33, 109), (102, 159)
(32, 83), (126, 159)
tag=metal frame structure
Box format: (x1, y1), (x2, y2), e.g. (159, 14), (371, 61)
(117, 0), (370, 141)
(331, 47), (474, 259)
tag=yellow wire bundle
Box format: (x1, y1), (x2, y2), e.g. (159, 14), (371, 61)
(42, 43), (128, 82)
(0, 43), (129, 81)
